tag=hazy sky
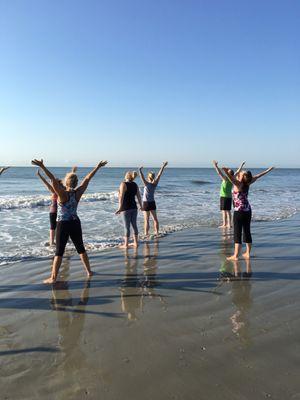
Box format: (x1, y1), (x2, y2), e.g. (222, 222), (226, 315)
(0, 0), (299, 167)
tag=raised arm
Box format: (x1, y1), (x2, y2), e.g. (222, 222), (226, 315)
(212, 160), (226, 180)
(36, 169), (55, 194)
(154, 161), (168, 185)
(0, 166), (10, 176)
(222, 167), (241, 188)
(235, 161), (246, 176)
(251, 167), (274, 184)
(138, 166), (147, 185)
(31, 159), (65, 198)
(76, 160), (108, 199)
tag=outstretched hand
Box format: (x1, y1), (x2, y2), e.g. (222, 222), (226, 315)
(163, 161), (168, 167)
(98, 160), (108, 168)
(139, 166), (144, 171)
(212, 160), (218, 167)
(0, 166), (10, 174)
(31, 159), (44, 168)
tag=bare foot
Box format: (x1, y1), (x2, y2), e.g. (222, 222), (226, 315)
(242, 253), (251, 259)
(119, 244), (128, 249)
(43, 277), (56, 284)
(227, 255), (239, 261)
(219, 225), (226, 228)
(87, 270), (94, 277)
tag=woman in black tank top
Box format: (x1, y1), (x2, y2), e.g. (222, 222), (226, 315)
(116, 171), (143, 249)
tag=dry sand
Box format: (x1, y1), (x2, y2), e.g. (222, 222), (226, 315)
(0, 215), (300, 400)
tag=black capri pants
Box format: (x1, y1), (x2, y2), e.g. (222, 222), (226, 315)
(55, 218), (86, 257)
(233, 211), (252, 244)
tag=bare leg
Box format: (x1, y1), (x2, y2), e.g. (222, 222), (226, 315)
(119, 236), (129, 249)
(50, 229), (56, 245)
(219, 211), (226, 228)
(79, 251), (93, 277)
(226, 211), (232, 228)
(150, 210), (159, 235)
(227, 243), (241, 261)
(44, 256), (63, 284)
(144, 211), (150, 236)
(133, 235), (139, 248)
(242, 243), (252, 259)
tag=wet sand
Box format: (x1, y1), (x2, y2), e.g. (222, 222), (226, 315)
(0, 215), (300, 400)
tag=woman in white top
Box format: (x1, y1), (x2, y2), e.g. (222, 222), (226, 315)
(139, 162), (168, 236)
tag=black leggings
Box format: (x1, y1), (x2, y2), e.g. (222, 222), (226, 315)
(233, 211), (252, 244)
(55, 219), (86, 257)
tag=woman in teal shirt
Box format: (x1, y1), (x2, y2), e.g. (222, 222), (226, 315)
(212, 160), (245, 228)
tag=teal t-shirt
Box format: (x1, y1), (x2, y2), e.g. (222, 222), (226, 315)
(220, 180), (233, 198)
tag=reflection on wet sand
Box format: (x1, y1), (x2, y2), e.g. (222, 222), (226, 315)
(50, 258), (92, 392)
(218, 259), (253, 346)
(120, 241), (167, 321)
(120, 248), (142, 321)
(142, 241), (167, 311)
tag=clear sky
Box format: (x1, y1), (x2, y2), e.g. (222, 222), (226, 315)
(0, 0), (299, 167)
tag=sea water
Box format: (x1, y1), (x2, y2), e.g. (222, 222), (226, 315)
(0, 167), (299, 265)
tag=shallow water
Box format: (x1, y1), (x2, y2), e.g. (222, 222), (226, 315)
(0, 167), (299, 265)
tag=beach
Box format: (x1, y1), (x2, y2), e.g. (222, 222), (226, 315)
(1, 214), (300, 400)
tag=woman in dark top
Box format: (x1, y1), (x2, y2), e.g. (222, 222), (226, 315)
(116, 171), (143, 249)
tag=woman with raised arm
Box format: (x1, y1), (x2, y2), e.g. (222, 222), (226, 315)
(139, 161), (168, 236)
(116, 171), (143, 249)
(222, 166), (274, 260)
(212, 160), (245, 228)
(37, 169), (61, 245)
(31, 159), (108, 283)
(0, 167), (10, 176)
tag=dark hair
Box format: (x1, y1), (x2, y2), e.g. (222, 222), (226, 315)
(228, 169), (234, 176)
(241, 171), (252, 192)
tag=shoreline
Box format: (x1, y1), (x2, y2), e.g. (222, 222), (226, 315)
(1, 210), (299, 268)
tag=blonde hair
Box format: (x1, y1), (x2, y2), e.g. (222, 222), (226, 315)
(125, 171), (137, 181)
(64, 172), (78, 189)
(148, 171), (155, 182)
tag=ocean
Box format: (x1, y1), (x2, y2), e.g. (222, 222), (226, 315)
(0, 167), (299, 266)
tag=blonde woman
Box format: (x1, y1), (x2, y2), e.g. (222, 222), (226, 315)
(31, 159), (108, 283)
(116, 171), (143, 248)
(139, 161), (168, 236)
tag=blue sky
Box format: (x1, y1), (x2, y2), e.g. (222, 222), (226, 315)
(0, 0), (299, 167)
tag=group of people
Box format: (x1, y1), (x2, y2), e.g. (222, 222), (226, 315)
(29, 159), (168, 284)
(1, 160), (274, 284)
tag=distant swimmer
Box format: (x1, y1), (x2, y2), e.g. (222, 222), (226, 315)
(31, 159), (108, 283)
(139, 161), (168, 237)
(222, 166), (274, 260)
(116, 171), (143, 249)
(212, 160), (245, 229)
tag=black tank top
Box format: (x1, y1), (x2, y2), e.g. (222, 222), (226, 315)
(120, 182), (138, 211)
